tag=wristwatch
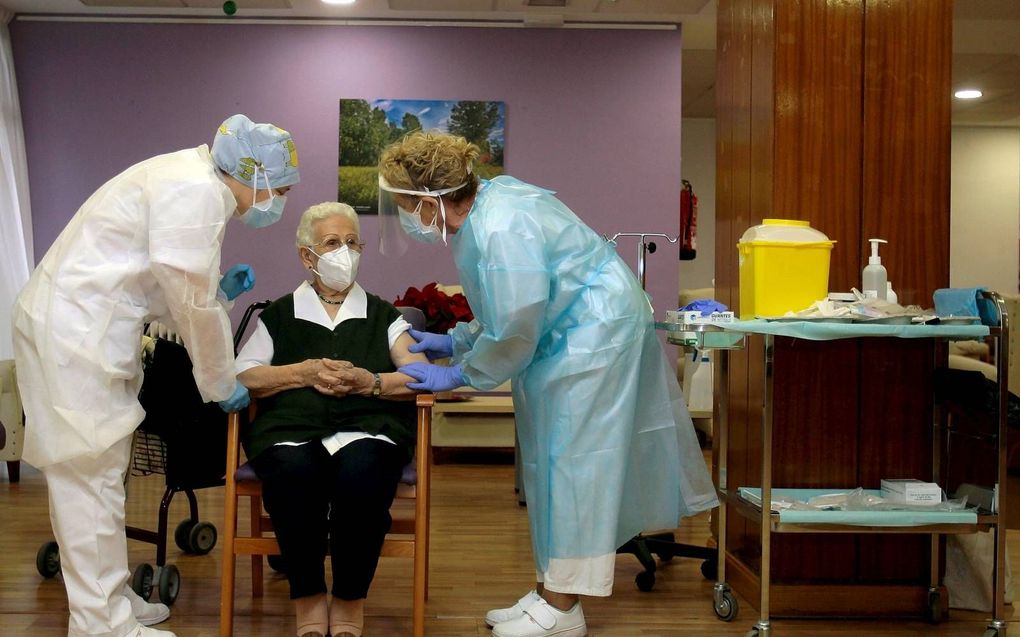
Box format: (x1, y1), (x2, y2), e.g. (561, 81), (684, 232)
(371, 372), (382, 397)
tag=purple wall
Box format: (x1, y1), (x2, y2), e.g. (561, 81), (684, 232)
(11, 21), (683, 328)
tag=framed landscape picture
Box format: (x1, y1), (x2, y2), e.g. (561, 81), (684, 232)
(338, 98), (505, 213)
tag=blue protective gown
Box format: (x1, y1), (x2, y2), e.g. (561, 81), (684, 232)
(449, 176), (718, 593)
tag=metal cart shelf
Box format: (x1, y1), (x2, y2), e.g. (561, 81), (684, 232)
(663, 292), (1009, 637)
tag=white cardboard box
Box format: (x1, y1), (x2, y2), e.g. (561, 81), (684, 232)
(880, 479), (942, 505)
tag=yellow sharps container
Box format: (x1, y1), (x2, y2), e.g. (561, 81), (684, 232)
(737, 219), (835, 319)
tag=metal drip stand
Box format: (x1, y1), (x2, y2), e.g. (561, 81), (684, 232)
(605, 232), (680, 290)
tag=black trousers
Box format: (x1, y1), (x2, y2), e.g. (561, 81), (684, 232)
(248, 438), (405, 600)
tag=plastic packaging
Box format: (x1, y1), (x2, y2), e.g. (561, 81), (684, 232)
(886, 281), (898, 305)
(736, 219), (835, 319)
(862, 238), (888, 300)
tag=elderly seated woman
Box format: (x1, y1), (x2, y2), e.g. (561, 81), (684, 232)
(235, 201), (426, 637)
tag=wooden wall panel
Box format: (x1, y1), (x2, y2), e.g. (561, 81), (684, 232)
(715, 0), (953, 615)
(862, 0), (952, 305)
(773, 0), (863, 293)
(718, 0), (758, 554)
(750, 0), (775, 218)
(856, 339), (936, 582)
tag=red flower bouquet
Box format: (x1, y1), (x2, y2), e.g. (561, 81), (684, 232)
(395, 283), (474, 334)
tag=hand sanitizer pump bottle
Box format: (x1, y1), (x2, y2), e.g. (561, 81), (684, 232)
(862, 238), (888, 300)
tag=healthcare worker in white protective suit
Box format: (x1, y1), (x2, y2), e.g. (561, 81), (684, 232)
(377, 131), (718, 637)
(12, 114), (300, 637)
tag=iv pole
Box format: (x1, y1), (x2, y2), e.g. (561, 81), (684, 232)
(605, 232), (680, 291)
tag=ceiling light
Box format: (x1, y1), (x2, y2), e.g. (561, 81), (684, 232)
(954, 89), (983, 99)
(322, 0), (356, 5)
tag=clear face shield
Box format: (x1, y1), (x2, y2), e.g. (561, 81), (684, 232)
(377, 174), (467, 256)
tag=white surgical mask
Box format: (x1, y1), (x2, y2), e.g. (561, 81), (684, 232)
(308, 245), (360, 292)
(378, 175), (468, 245)
(239, 166), (287, 228)
(399, 200), (443, 244)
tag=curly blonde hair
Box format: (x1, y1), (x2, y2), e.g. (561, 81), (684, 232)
(377, 130), (481, 202)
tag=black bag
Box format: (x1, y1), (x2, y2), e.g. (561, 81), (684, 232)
(138, 338), (227, 490)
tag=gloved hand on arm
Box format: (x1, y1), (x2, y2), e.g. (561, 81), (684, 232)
(219, 264), (255, 301)
(407, 328), (454, 360)
(217, 380), (250, 412)
(399, 361), (465, 392)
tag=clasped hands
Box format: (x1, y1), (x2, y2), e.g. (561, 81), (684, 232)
(302, 358), (373, 397)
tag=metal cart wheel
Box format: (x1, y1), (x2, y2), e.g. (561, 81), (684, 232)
(36, 541), (60, 578)
(187, 521), (217, 555)
(713, 589), (738, 621)
(131, 563), (154, 600)
(635, 570), (655, 592)
(157, 564), (181, 606)
(926, 588), (943, 624)
(173, 519), (197, 553)
(700, 557), (717, 581)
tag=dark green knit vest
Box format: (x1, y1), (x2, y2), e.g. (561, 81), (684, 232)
(242, 292), (415, 464)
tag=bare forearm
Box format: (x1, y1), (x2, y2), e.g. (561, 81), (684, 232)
(238, 364), (309, 398)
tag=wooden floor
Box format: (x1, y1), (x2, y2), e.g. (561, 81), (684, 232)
(1, 456), (1017, 637)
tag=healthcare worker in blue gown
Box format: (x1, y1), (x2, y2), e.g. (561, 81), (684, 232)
(378, 131), (718, 637)
(12, 114), (299, 637)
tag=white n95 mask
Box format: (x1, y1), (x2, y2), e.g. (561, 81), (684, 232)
(308, 245), (360, 291)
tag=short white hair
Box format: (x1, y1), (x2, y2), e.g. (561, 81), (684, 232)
(296, 202), (360, 247)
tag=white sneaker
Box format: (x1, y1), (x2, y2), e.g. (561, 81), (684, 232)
(491, 598), (587, 637)
(124, 585), (171, 626)
(131, 626), (178, 637)
(485, 590), (542, 627)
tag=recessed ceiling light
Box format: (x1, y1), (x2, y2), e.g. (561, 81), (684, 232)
(954, 89), (983, 99)
(322, 0), (356, 5)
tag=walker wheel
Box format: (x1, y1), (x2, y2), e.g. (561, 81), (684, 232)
(36, 541), (60, 578)
(188, 522), (217, 555)
(635, 569), (655, 592)
(157, 564), (181, 606)
(131, 563), (154, 600)
(174, 519), (196, 553)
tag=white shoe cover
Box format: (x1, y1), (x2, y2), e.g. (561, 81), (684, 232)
(124, 585), (171, 626)
(491, 598), (587, 637)
(485, 590), (542, 627)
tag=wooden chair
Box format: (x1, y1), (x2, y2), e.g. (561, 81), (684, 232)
(219, 394), (434, 637)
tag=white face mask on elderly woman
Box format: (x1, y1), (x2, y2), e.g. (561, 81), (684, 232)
(307, 245), (360, 292)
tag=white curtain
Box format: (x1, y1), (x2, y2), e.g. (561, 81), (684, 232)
(0, 9), (33, 360)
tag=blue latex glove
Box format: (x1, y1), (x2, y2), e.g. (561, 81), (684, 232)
(399, 362), (465, 392)
(680, 299), (728, 316)
(219, 264), (255, 301)
(407, 328), (454, 360)
(217, 381), (250, 413)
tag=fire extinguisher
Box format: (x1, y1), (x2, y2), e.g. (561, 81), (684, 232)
(679, 179), (697, 261)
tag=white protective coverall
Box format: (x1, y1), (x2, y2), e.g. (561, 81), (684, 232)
(449, 176), (719, 596)
(12, 144), (239, 637)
